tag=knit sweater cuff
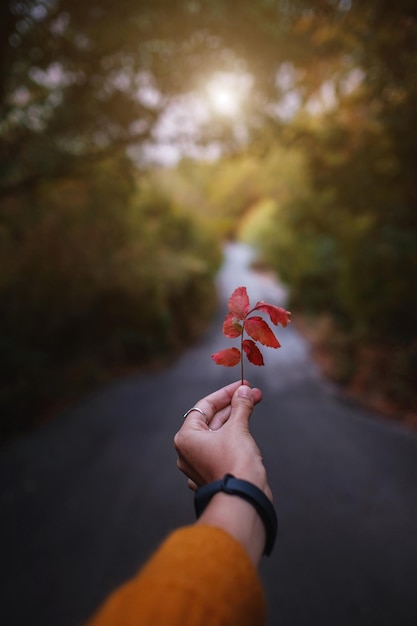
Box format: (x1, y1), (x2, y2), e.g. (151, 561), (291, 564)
(88, 524), (266, 626)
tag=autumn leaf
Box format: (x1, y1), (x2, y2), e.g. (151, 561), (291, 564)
(244, 316), (281, 348)
(242, 339), (264, 366)
(228, 286), (250, 319)
(211, 347), (242, 366)
(252, 302), (291, 327)
(223, 313), (244, 338)
(212, 286), (291, 383)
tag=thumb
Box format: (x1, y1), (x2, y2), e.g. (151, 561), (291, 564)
(228, 385), (254, 427)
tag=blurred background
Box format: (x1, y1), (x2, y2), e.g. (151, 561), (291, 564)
(2, 4), (417, 626)
(1, 1), (416, 438)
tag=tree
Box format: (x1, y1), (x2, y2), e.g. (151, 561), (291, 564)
(2, 0), (417, 422)
(0, 1), (365, 190)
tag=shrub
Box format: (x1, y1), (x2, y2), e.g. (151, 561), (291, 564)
(0, 159), (221, 437)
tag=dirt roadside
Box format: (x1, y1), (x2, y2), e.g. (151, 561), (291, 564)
(294, 313), (417, 433)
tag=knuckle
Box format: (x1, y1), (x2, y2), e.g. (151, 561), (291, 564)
(173, 431), (182, 452)
(234, 396), (253, 411)
(174, 429), (187, 453)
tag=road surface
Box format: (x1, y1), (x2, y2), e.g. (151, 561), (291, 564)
(1, 243), (416, 626)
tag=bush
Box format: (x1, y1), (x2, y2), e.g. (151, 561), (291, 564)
(0, 158), (221, 438)
(248, 114), (417, 415)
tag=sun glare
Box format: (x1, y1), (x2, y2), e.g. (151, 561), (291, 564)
(208, 83), (239, 115)
(206, 72), (251, 116)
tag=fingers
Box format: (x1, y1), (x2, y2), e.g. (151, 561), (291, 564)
(181, 381), (262, 432)
(227, 385), (255, 429)
(175, 382), (265, 493)
(213, 384), (263, 431)
(181, 380), (241, 431)
(252, 387), (263, 406)
(182, 406), (211, 430)
(198, 380), (244, 421)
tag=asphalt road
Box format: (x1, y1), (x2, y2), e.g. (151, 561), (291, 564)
(1, 243), (416, 626)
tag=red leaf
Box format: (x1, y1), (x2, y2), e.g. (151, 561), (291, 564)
(211, 347), (241, 366)
(252, 301), (291, 327)
(242, 339), (264, 366)
(244, 316), (280, 348)
(228, 286), (250, 319)
(223, 313), (243, 338)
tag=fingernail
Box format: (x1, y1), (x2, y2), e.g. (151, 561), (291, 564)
(238, 385), (252, 399)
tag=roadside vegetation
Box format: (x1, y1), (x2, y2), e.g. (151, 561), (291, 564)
(0, 157), (221, 437)
(155, 133), (417, 425)
(2, 0), (416, 437)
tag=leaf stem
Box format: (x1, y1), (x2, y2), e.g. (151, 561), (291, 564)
(240, 326), (244, 385)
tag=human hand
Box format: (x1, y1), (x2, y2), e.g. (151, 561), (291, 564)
(174, 381), (272, 500)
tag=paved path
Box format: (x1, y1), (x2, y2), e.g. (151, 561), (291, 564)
(1, 243), (417, 626)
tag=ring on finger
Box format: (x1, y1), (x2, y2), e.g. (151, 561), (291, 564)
(183, 406), (213, 431)
(183, 406), (208, 421)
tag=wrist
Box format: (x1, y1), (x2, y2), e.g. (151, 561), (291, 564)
(227, 465), (271, 501)
(194, 474), (278, 559)
(197, 493), (266, 566)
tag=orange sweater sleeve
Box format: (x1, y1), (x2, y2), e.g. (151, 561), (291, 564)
(87, 525), (266, 626)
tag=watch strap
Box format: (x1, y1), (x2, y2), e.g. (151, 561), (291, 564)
(194, 473), (277, 556)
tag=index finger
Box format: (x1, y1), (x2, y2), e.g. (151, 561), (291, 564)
(182, 380), (254, 431)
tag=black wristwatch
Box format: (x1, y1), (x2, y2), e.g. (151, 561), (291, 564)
(194, 473), (278, 556)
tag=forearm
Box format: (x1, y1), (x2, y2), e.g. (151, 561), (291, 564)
(197, 492), (267, 566)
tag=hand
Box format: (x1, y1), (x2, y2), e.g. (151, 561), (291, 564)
(174, 381), (271, 500)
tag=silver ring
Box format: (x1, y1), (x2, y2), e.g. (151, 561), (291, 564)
(183, 406), (208, 421)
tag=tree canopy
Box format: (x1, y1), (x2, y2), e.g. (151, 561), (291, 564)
(2, 0), (417, 180)
(2, 0), (417, 429)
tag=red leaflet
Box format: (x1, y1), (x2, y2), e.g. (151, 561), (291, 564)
(211, 347), (241, 366)
(252, 302), (291, 327)
(212, 286), (291, 383)
(228, 286), (250, 319)
(223, 313), (243, 338)
(244, 316), (280, 348)
(242, 339), (264, 366)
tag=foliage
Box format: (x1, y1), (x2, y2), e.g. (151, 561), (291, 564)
(212, 286), (290, 383)
(0, 0), (304, 194)
(241, 0), (417, 412)
(0, 0), (230, 190)
(238, 197), (278, 248)
(0, 163), (221, 436)
(2, 0), (417, 426)
(153, 146), (306, 240)
(151, 157), (267, 239)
